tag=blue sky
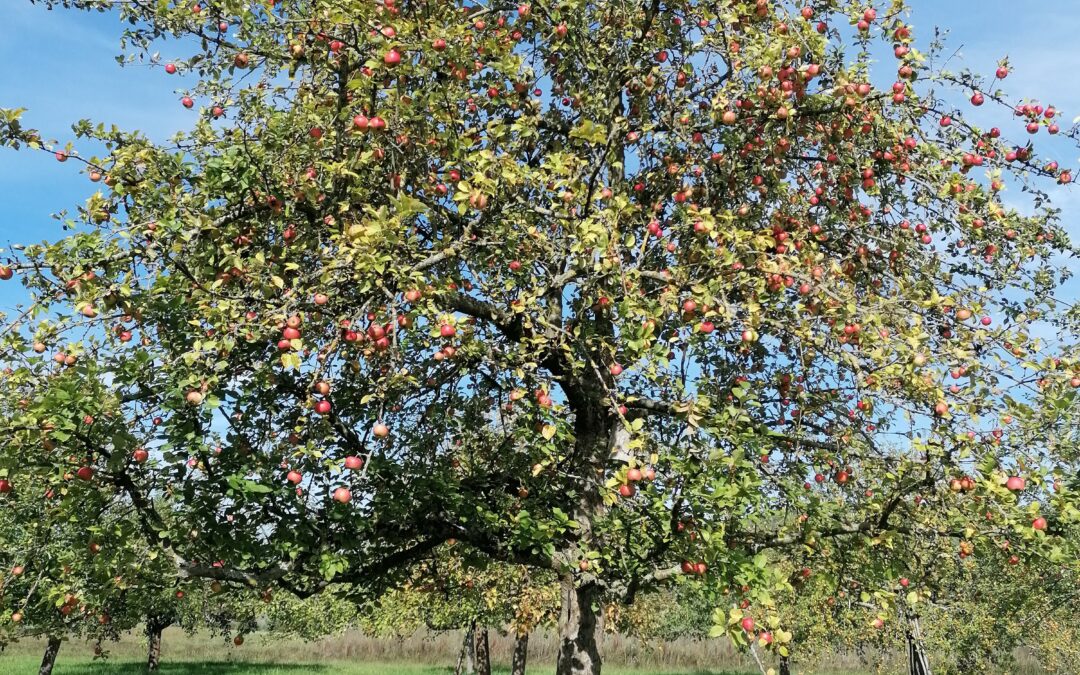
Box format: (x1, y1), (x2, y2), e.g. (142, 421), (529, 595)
(1, 1), (1078, 315)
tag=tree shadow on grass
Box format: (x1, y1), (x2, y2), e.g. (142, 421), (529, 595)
(53, 662), (333, 674)
(50, 664), (756, 675)
(421, 665), (751, 669)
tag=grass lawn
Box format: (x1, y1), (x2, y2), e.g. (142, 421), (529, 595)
(0, 628), (779, 675)
(0, 657), (758, 675)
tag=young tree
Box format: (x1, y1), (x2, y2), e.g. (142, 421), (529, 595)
(0, 474), (184, 675)
(2, 1), (1079, 674)
(361, 545), (557, 675)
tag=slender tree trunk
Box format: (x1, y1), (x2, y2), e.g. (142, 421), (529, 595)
(903, 609), (932, 675)
(556, 577), (601, 675)
(38, 635), (61, 675)
(462, 621), (477, 675)
(147, 620), (165, 672)
(779, 655), (791, 675)
(511, 631), (529, 675)
(454, 627), (469, 675)
(474, 624), (491, 675)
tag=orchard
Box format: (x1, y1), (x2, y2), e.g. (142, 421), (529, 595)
(1, 1), (1080, 674)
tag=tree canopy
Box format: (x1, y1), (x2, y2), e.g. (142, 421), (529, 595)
(2, 1), (1079, 673)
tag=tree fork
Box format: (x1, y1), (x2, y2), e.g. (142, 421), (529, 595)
(146, 617), (170, 672)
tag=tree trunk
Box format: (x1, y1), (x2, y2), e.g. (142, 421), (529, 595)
(779, 655), (791, 675)
(38, 635), (61, 675)
(556, 577), (601, 675)
(147, 620), (165, 672)
(462, 622), (475, 673)
(904, 610), (932, 675)
(474, 624), (491, 675)
(511, 631), (529, 675)
(454, 627), (468, 675)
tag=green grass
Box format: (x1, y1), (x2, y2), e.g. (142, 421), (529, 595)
(0, 658), (759, 675)
(0, 628), (777, 675)
(1, 628), (873, 675)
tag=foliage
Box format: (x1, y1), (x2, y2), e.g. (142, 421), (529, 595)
(1, 0), (1080, 672)
(360, 544), (557, 637)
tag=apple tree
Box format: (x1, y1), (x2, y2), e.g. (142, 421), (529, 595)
(0, 471), (186, 675)
(360, 545), (557, 675)
(2, 0), (1080, 674)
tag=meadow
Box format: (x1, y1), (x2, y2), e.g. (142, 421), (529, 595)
(0, 628), (878, 675)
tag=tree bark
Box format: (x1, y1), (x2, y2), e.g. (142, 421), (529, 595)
(474, 624), (491, 675)
(38, 635), (61, 675)
(556, 577), (601, 675)
(147, 620), (165, 672)
(779, 655), (791, 675)
(454, 627), (468, 675)
(904, 609), (932, 675)
(511, 631), (529, 675)
(459, 621), (476, 675)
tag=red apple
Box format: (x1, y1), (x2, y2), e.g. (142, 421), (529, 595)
(133, 448), (149, 464)
(333, 487), (352, 504)
(1006, 476), (1025, 491)
(344, 456), (363, 470)
(314, 400), (331, 415)
(373, 422), (390, 437)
